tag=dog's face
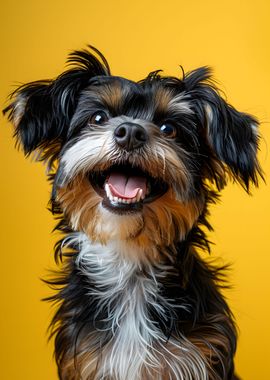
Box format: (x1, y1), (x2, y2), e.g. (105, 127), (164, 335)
(55, 75), (206, 251)
(5, 47), (261, 259)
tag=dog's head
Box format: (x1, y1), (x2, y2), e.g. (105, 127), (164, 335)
(5, 46), (262, 256)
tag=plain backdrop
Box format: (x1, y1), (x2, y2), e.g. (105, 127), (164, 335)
(1, 1), (270, 379)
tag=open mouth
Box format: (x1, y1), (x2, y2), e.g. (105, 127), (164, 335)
(89, 164), (168, 213)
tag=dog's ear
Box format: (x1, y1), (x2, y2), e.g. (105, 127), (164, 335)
(184, 67), (263, 191)
(3, 46), (110, 163)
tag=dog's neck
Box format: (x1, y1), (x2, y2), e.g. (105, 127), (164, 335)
(75, 231), (174, 277)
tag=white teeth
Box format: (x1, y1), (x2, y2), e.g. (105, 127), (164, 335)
(105, 183), (114, 202)
(136, 189), (143, 202)
(104, 183), (144, 205)
(105, 183), (110, 198)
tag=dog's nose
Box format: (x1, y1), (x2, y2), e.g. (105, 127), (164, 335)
(114, 122), (148, 150)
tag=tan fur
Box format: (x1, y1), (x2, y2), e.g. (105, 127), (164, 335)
(58, 175), (204, 264)
(154, 88), (174, 114)
(60, 348), (99, 380)
(143, 189), (204, 246)
(12, 94), (28, 128)
(98, 82), (124, 110)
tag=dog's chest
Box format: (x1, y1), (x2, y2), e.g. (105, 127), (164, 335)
(73, 234), (208, 380)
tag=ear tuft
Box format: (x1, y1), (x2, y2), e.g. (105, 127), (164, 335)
(184, 66), (213, 91)
(67, 45), (111, 75)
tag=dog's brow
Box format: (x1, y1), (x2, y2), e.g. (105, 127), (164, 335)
(98, 83), (124, 110)
(152, 88), (174, 116)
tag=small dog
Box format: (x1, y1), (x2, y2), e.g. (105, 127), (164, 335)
(5, 46), (262, 380)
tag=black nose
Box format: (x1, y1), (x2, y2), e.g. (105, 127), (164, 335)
(114, 122), (148, 150)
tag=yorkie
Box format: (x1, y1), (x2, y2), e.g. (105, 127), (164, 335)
(5, 46), (262, 380)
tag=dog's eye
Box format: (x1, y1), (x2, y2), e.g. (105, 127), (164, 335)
(89, 111), (109, 125)
(159, 123), (177, 138)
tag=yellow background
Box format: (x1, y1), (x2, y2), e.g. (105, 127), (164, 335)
(1, 1), (270, 379)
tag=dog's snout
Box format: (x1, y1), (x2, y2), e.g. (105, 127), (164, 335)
(114, 122), (148, 151)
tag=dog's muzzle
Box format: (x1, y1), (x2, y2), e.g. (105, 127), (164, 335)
(87, 122), (169, 214)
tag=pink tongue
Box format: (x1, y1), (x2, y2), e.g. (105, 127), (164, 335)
(107, 172), (147, 199)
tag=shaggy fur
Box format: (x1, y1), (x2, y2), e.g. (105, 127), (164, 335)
(4, 46), (262, 379)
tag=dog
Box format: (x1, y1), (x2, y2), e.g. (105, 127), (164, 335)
(4, 46), (262, 380)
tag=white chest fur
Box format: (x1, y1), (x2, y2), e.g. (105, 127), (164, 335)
(69, 233), (208, 380)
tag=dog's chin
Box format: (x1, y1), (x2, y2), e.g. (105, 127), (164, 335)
(89, 164), (168, 215)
